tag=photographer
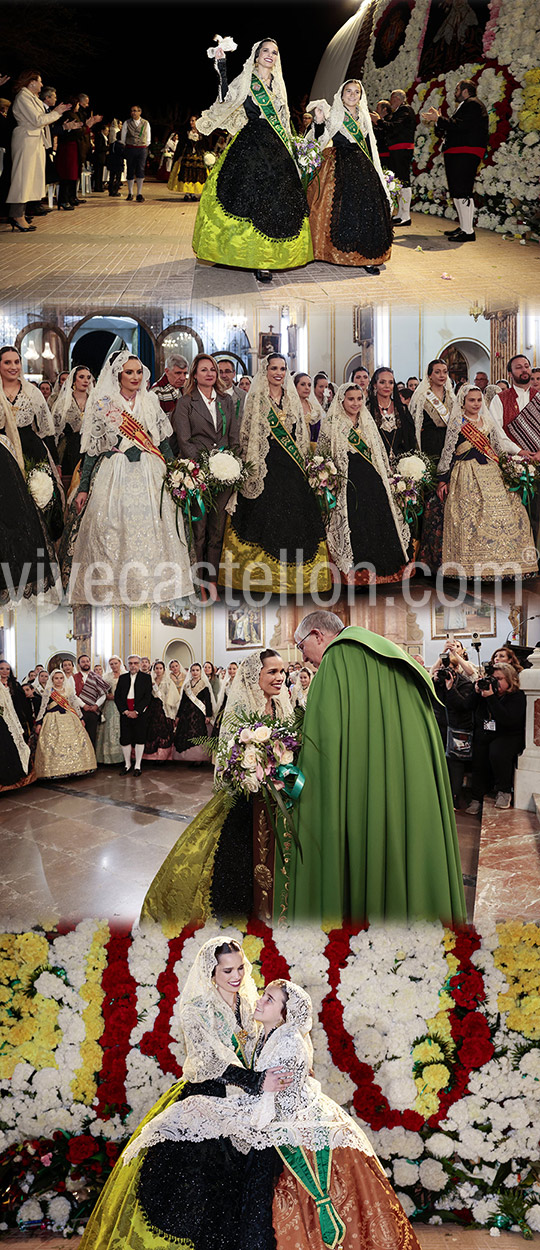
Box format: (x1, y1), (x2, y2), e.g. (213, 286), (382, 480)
(467, 662), (526, 814)
(431, 650), (475, 807)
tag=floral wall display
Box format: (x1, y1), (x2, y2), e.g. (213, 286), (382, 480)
(1, 920), (539, 1237)
(360, 0), (540, 239)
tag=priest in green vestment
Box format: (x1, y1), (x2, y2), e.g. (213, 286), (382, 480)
(283, 611), (466, 926)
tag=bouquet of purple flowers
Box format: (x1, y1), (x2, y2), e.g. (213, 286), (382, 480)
(292, 135), (323, 189)
(215, 710), (304, 858)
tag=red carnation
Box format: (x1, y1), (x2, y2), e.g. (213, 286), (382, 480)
(67, 1135), (98, 1165)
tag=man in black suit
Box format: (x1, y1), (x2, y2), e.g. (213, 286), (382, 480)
(422, 79), (489, 243)
(172, 355), (240, 588)
(114, 655), (153, 775)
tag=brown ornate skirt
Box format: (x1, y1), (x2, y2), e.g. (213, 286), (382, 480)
(307, 147), (392, 267)
(273, 1149), (422, 1250)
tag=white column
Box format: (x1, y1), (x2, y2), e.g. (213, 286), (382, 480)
(514, 649), (540, 810)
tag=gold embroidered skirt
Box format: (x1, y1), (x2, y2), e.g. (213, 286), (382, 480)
(35, 710), (97, 780)
(442, 459), (538, 579)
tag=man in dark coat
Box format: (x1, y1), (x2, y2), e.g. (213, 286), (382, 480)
(114, 655), (153, 775)
(384, 89), (416, 225)
(423, 79), (489, 242)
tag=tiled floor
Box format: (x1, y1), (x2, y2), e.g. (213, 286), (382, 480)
(0, 763), (500, 929)
(1, 180), (539, 309)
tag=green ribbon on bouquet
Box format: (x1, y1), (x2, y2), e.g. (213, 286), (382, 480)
(509, 467), (536, 514)
(275, 763), (305, 807)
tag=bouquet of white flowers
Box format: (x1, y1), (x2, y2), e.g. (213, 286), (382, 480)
(199, 447), (251, 494)
(388, 452), (436, 535)
(25, 460), (55, 512)
(161, 457), (211, 544)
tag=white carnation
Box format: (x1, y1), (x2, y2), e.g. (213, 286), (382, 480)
(27, 468), (54, 509)
(396, 455), (427, 482)
(426, 1132), (455, 1159)
(419, 1159), (448, 1191)
(17, 1198), (44, 1226)
(47, 1196), (72, 1229)
(209, 451), (241, 483)
(393, 1159), (419, 1186)
(396, 1192), (416, 1217)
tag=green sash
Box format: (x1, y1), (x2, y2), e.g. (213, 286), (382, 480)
(267, 404), (306, 474)
(277, 1145), (346, 1248)
(342, 109), (373, 164)
(216, 399), (228, 444)
(347, 425), (372, 464)
(231, 1030), (251, 1068)
(251, 74), (294, 158)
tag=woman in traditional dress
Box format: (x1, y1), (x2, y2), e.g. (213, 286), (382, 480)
(220, 355), (331, 594)
(409, 359), (455, 572)
(193, 39), (312, 282)
(50, 364), (94, 486)
(0, 398), (60, 607)
(117, 976), (423, 1250)
(96, 656), (125, 766)
(60, 351), (194, 606)
(0, 672), (32, 791)
(173, 662), (215, 763)
(366, 366), (417, 461)
(0, 346), (59, 467)
(307, 80), (393, 275)
(143, 661), (181, 762)
(77, 937), (291, 1250)
(141, 650), (291, 933)
(438, 383), (538, 579)
(168, 116), (208, 200)
(293, 372), (325, 446)
(168, 658), (187, 696)
(34, 669), (97, 780)
(322, 383), (409, 583)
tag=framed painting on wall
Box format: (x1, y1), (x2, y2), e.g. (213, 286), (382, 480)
(226, 607), (264, 649)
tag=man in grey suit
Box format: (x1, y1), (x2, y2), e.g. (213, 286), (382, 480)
(217, 356), (246, 420)
(172, 353), (240, 587)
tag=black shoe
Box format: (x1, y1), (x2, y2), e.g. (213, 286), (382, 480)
(58, 203), (74, 211)
(121, 765), (131, 775)
(136, 194), (144, 203)
(134, 766), (142, 776)
(31, 206), (51, 216)
(364, 265), (380, 275)
(254, 269), (273, 282)
(444, 226), (461, 237)
(449, 229), (476, 242)
(8, 217), (36, 232)
(393, 218), (411, 226)
(71, 197), (86, 205)
(126, 193), (133, 201)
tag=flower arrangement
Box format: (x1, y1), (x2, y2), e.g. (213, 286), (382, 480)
(388, 451), (436, 535)
(2, 920), (540, 1236)
(305, 452), (344, 523)
(383, 167), (402, 213)
(161, 457), (211, 544)
(203, 152), (216, 169)
(499, 452), (540, 520)
(214, 710), (303, 860)
(24, 460), (55, 512)
(292, 135), (323, 189)
(198, 447), (251, 494)
(361, 0), (540, 240)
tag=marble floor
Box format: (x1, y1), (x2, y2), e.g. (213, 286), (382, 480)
(0, 763), (496, 929)
(1, 179), (539, 309)
(473, 796), (540, 922)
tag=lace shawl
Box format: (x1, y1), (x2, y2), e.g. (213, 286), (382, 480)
(36, 670), (83, 721)
(0, 380), (55, 440)
(308, 81), (391, 202)
(80, 351), (171, 457)
(438, 384), (519, 474)
(179, 671), (217, 719)
(219, 650), (293, 744)
(234, 360), (310, 504)
(321, 388), (409, 573)
(153, 671), (181, 720)
(51, 367), (93, 435)
(123, 982), (379, 1159)
(196, 40), (291, 140)
(408, 368), (455, 445)
(0, 683), (30, 772)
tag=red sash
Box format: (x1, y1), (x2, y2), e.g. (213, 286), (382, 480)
(388, 143), (414, 150)
(119, 411), (165, 461)
(127, 697), (135, 710)
(445, 146), (485, 158)
(460, 421), (499, 463)
(50, 689), (80, 716)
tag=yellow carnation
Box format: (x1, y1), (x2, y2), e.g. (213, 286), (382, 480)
(412, 1041), (444, 1064)
(423, 1063), (451, 1091)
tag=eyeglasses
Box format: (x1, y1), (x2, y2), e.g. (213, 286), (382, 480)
(295, 629), (315, 651)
